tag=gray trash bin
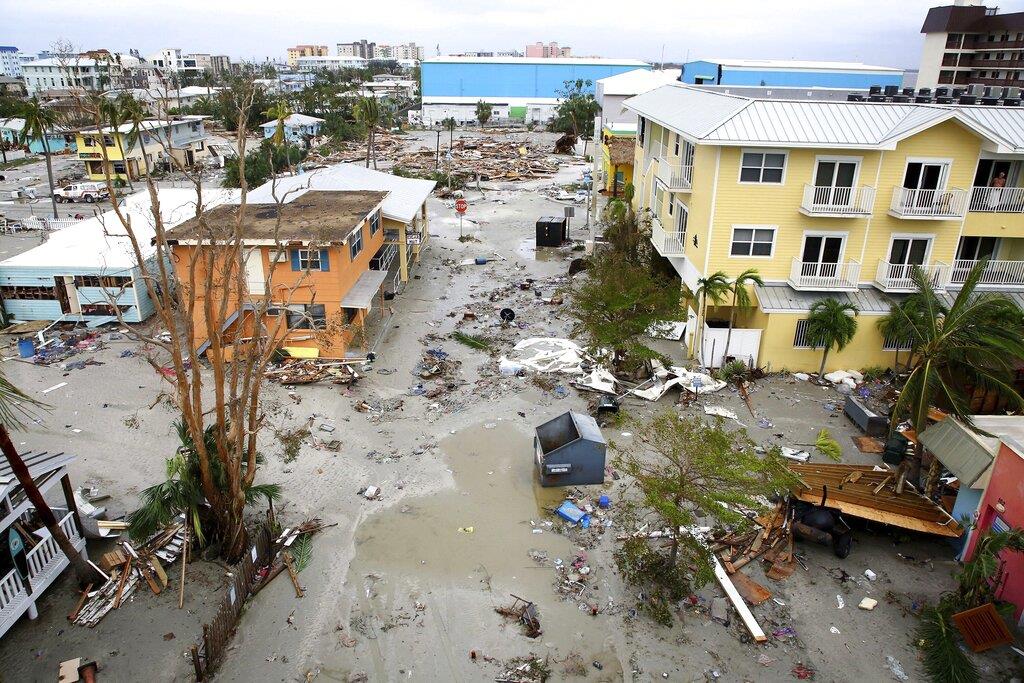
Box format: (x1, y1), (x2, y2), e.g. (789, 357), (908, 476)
(534, 411), (607, 487)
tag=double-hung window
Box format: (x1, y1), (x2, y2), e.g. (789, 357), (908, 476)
(730, 226), (776, 257)
(369, 210), (381, 235)
(298, 249), (322, 270)
(349, 227), (364, 260)
(740, 150), (786, 183)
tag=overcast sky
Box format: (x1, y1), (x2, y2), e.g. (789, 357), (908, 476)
(8, 0), (1024, 68)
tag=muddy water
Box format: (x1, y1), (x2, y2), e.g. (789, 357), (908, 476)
(338, 419), (627, 682)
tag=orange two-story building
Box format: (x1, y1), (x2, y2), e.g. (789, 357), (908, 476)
(166, 189), (391, 359)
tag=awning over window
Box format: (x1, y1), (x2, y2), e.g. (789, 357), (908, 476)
(340, 270), (387, 309)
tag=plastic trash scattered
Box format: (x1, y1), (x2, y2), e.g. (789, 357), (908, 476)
(886, 656), (909, 682)
(864, 569), (877, 581)
(556, 500), (586, 524)
(830, 626), (841, 634)
(704, 406), (738, 420)
(836, 595), (845, 609)
(598, 495), (610, 509)
(458, 526), (474, 534)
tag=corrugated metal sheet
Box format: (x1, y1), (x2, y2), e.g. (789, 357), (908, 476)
(919, 417), (998, 487)
(753, 284), (897, 314)
(624, 84), (1024, 150)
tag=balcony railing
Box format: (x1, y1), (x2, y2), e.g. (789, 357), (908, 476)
(26, 512), (81, 592)
(968, 186), (1024, 213)
(950, 259), (1024, 288)
(874, 260), (950, 292)
(789, 257), (861, 291)
(0, 568), (28, 615)
(889, 187), (968, 219)
(650, 215), (685, 257)
(648, 140), (692, 190)
(800, 184), (875, 216)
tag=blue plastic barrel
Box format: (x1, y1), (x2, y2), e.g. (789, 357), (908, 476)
(17, 338), (35, 358)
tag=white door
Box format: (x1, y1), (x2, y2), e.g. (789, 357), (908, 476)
(244, 249), (266, 295)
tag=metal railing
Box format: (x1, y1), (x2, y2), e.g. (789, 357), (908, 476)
(649, 140), (692, 190)
(968, 186), (1024, 213)
(801, 184), (875, 215)
(950, 259), (1024, 287)
(650, 216), (685, 256)
(890, 187), (968, 218)
(875, 260), (950, 291)
(789, 257), (861, 290)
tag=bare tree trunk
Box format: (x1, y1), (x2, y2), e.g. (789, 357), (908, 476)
(0, 426), (101, 585)
(723, 292), (737, 363)
(818, 347), (830, 378)
(42, 141), (58, 219)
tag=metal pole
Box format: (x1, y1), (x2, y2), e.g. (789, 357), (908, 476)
(435, 130), (440, 170)
(459, 213), (463, 238)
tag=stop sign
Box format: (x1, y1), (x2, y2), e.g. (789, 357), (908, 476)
(455, 198), (468, 214)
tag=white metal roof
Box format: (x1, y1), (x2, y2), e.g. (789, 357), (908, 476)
(697, 58), (902, 73)
(625, 83), (1024, 151)
(425, 56), (650, 66)
(596, 68), (679, 96)
(244, 163), (435, 224)
(0, 188), (239, 270)
(0, 117), (25, 132)
(259, 113), (325, 129)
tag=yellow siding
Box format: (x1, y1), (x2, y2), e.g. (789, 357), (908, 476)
(751, 309), (897, 374)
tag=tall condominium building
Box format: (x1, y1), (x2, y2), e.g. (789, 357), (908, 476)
(337, 40), (376, 59)
(525, 42), (572, 58)
(0, 46), (21, 78)
(147, 49), (230, 77)
(375, 42), (425, 61)
(287, 45), (328, 69)
(919, 1), (1024, 88)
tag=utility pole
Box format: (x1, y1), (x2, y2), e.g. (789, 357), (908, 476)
(435, 129), (440, 170)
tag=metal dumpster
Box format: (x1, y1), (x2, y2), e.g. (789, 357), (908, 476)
(534, 411), (607, 487)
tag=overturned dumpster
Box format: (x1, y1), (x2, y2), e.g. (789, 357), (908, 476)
(534, 411), (607, 487)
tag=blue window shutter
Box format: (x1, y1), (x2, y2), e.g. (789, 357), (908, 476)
(290, 249), (300, 271)
(319, 249), (330, 272)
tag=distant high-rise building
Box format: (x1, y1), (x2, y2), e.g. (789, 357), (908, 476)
(0, 46), (21, 78)
(375, 42), (425, 61)
(337, 40), (376, 60)
(526, 41), (571, 58)
(147, 48), (230, 78)
(287, 45), (329, 69)
(919, 1), (1024, 88)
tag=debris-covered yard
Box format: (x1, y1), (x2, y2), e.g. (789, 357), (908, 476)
(0, 130), (1019, 682)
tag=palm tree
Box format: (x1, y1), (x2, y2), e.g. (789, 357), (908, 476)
(98, 93), (145, 190)
(352, 96), (381, 168)
(888, 262), (1024, 494)
(19, 97), (61, 218)
(722, 268), (764, 363)
(876, 298), (925, 372)
(805, 298), (859, 378)
(0, 370), (101, 584)
(263, 100), (295, 174)
(127, 419), (281, 546)
(691, 271), (730, 363)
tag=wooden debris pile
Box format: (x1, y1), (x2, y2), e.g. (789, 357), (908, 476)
(393, 136), (561, 181)
(711, 498), (796, 581)
(250, 518), (334, 597)
(72, 520), (188, 627)
(265, 358), (362, 385)
(307, 129), (406, 164)
(495, 594), (542, 638)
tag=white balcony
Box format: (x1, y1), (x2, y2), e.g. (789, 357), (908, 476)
(889, 187), (968, 219)
(968, 186), (1024, 213)
(649, 140), (692, 191)
(874, 260), (950, 292)
(788, 257), (862, 291)
(799, 184), (875, 217)
(650, 215), (685, 257)
(950, 259), (1024, 289)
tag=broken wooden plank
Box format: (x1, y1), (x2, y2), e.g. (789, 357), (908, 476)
(67, 584), (93, 621)
(730, 571), (771, 606)
(283, 551), (304, 598)
(713, 555), (767, 643)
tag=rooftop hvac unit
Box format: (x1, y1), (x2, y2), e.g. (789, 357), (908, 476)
(960, 94), (978, 104)
(883, 85), (899, 97)
(981, 97), (1001, 105)
(984, 86), (1005, 99)
(1004, 98), (1021, 106)
(902, 87), (915, 97)
(935, 86), (951, 97)
(936, 96), (956, 104)
(868, 85), (883, 95)
(952, 87), (966, 97)
(847, 93), (866, 102)
(1006, 86), (1022, 99)
(966, 83), (985, 96)
(915, 95), (933, 103)
(868, 95), (886, 102)
(918, 87), (933, 96)
(892, 94), (910, 102)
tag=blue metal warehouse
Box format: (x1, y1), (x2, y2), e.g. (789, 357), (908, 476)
(680, 58), (903, 89)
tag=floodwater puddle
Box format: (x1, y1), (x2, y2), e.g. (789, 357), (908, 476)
(342, 419), (625, 680)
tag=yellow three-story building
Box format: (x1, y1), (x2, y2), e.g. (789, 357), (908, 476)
(625, 84), (1024, 373)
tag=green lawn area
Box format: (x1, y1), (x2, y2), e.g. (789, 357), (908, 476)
(0, 156), (38, 171)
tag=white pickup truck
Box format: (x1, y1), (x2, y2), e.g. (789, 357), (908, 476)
(53, 182), (110, 203)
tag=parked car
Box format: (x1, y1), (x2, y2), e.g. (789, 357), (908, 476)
(53, 182), (109, 203)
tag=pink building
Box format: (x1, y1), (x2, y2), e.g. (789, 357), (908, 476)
(964, 436), (1024, 624)
(526, 42), (572, 58)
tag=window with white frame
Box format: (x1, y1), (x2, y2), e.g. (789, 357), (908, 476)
(730, 226), (776, 257)
(740, 151), (786, 183)
(349, 227), (364, 260)
(369, 210), (380, 235)
(298, 249), (322, 270)
(653, 182), (666, 219)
